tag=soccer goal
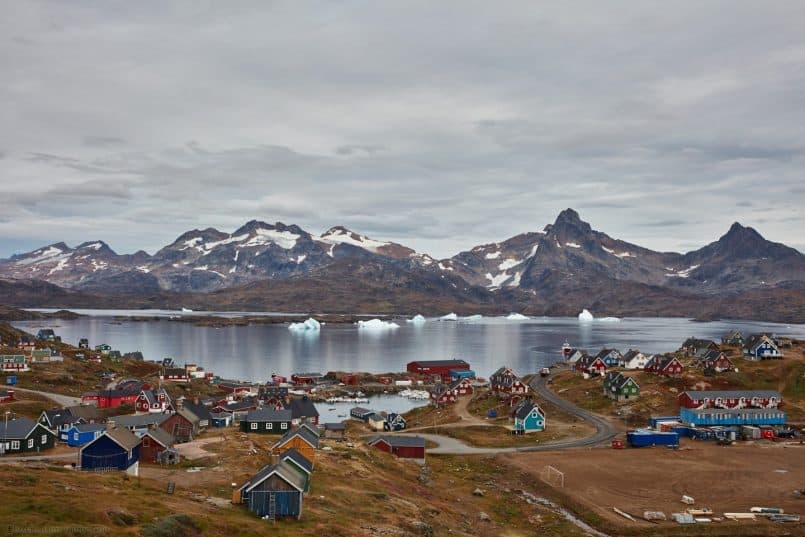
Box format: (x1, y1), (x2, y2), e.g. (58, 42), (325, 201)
(540, 465), (565, 488)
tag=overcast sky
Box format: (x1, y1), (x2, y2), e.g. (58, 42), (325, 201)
(2, 1), (804, 258)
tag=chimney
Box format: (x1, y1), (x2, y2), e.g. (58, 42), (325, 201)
(269, 454), (280, 466)
(106, 420), (116, 431)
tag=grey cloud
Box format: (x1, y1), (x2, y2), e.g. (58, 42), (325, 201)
(83, 136), (126, 147)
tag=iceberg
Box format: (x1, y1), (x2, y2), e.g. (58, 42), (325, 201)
(288, 317), (321, 332)
(439, 313), (458, 321)
(462, 314), (483, 322)
(578, 309), (594, 322)
(406, 314), (427, 324)
(598, 316), (621, 322)
(357, 318), (400, 330)
(506, 313), (529, 320)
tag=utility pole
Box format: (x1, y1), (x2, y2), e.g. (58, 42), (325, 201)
(2, 410), (10, 456)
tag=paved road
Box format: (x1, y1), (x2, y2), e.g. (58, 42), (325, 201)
(10, 387), (82, 407)
(392, 373), (618, 455)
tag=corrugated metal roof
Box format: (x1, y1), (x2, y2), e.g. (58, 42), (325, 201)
(240, 460), (306, 493)
(245, 408), (292, 422)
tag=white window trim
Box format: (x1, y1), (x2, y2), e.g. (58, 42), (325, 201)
(250, 422), (257, 430)
(11, 440), (19, 450)
(41, 434), (47, 445)
(27, 438), (34, 449)
(281, 422), (288, 429)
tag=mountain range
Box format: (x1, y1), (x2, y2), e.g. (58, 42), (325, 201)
(1, 209), (803, 322)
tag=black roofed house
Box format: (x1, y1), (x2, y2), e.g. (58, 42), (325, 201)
(680, 338), (719, 357)
(287, 396), (320, 426)
(644, 355), (684, 376)
(123, 351), (144, 361)
(367, 435), (425, 460)
(39, 408), (79, 436)
(512, 400), (546, 433)
(602, 372), (640, 402)
(566, 349), (587, 370)
(594, 348), (622, 367)
(235, 460), (306, 520)
(0, 417), (56, 455)
(181, 399), (212, 430)
(491, 367), (528, 395)
(213, 398), (260, 421)
(109, 413), (170, 435)
(36, 329), (56, 341)
(280, 448), (313, 493)
(695, 349), (734, 373)
(78, 338), (90, 349)
(575, 354), (607, 377)
(241, 409), (292, 434)
(350, 407), (374, 421)
(721, 330), (744, 347)
(323, 422), (345, 440)
(384, 413), (406, 432)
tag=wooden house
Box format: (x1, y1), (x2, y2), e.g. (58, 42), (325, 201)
(286, 397), (320, 426)
(79, 425), (141, 475)
(323, 422), (345, 439)
(181, 399), (212, 430)
(140, 427), (178, 465)
(0, 417), (56, 455)
(210, 412), (233, 428)
(134, 389), (173, 414)
(429, 383), (457, 406)
(619, 350), (650, 370)
(602, 372), (640, 401)
(241, 409), (292, 434)
(513, 400), (545, 433)
(63, 423), (105, 447)
(679, 390), (782, 410)
(644, 355), (683, 376)
(695, 350), (734, 372)
(576, 355), (607, 376)
(270, 427), (319, 461)
(744, 335), (783, 360)
(566, 349), (587, 370)
(214, 398), (260, 421)
(490, 367), (529, 395)
(367, 435), (425, 460)
(259, 386), (289, 408)
(721, 330), (744, 347)
(1, 355), (29, 372)
(36, 329), (56, 341)
(384, 413), (406, 431)
(594, 348), (622, 368)
(680, 338), (719, 357)
(160, 367), (190, 383)
(78, 338), (90, 349)
(448, 377), (474, 396)
(159, 408), (199, 443)
(366, 413), (386, 431)
(280, 448), (313, 493)
(40, 408), (79, 436)
(81, 388), (140, 408)
(291, 373), (324, 386)
(94, 344), (112, 356)
(218, 381), (257, 396)
(236, 461), (306, 520)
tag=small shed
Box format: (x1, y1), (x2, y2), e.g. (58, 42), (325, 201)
(140, 427), (178, 465)
(323, 422), (345, 440)
(237, 461), (306, 520)
(280, 448), (313, 492)
(367, 435), (426, 460)
(210, 412), (233, 428)
(270, 427), (319, 461)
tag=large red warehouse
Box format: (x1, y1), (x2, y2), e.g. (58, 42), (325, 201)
(406, 359), (470, 382)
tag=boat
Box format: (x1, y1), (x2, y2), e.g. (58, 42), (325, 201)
(561, 341), (572, 358)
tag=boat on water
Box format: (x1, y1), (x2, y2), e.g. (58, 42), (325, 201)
(325, 396), (370, 404)
(399, 388), (430, 400)
(561, 340), (572, 358)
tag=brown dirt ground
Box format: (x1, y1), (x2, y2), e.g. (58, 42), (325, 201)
(505, 441), (805, 534)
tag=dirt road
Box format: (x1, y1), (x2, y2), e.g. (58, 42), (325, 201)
(10, 387), (82, 407)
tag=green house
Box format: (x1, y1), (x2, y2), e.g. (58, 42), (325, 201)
(280, 448), (313, 493)
(603, 372), (640, 401)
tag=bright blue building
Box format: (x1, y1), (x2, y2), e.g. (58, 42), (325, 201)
(62, 423), (105, 447)
(680, 407), (786, 427)
(513, 402), (545, 433)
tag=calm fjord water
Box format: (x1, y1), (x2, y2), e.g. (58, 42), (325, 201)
(14, 312), (805, 383)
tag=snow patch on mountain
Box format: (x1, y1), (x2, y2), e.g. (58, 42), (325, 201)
(319, 227), (390, 253)
(296, 255), (307, 264)
(137, 265), (151, 273)
(527, 244), (539, 258)
(81, 242), (104, 251)
(565, 242), (581, 249)
(485, 272), (510, 288)
(48, 258), (70, 275)
(498, 258), (521, 271)
(15, 246), (66, 266)
(601, 245), (634, 258)
(508, 271), (522, 287)
(665, 264), (700, 278)
(242, 229), (300, 249)
(484, 251), (501, 259)
(203, 234), (248, 253)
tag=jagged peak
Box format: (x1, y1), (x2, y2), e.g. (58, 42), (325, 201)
(545, 208), (592, 238)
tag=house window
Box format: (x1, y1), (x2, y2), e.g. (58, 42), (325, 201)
(250, 422), (257, 430)
(143, 438), (150, 447)
(73, 433), (79, 440)
(11, 441), (19, 450)
(281, 422), (288, 429)
(27, 439), (34, 449)
(267, 423), (272, 430)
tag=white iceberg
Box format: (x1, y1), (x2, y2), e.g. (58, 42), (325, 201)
(462, 314), (483, 322)
(578, 309), (594, 322)
(288, 317), (321, 332)
(439, 313), (458, 321)
(506, 313), (529, 320)
(597, 316), (621, 322)
(357, 318), (400, 330)
(407, 314), (427, 324)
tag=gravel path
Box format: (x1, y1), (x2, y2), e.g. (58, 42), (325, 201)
(10, 386), (82, 407)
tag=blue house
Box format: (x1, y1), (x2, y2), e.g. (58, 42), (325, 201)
(513, 401), (545, 433)
(744, 335), (783, 360)
(594, 348), (623, 368)
(79, 426), (141, 475)
(449, 369), (476, 380)
(680, 407), (786, 427)
(63, 423), (106, 447)
(237, 460), (306, 520)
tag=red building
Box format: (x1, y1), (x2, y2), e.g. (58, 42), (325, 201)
(490, 367), (529, 395)
(159, 411), (197, 443)
(406, 360), (470, 383)
(139, 428), (176, 464)
(134, 389), (172, 414)
(429, 383), (457, 405)
(679, 390), (782, 410)
(368, 435), (425, 460)
(81, 389), (140, 408)
(290, 373), (324, 386)
(0, 389), (14, 403)
(645, 355), (683, 376)
(449, 378), (474, 396)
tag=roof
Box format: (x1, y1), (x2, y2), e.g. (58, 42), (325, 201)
(66, 405), (100, 421)
(245, 408), (292, 422)
(182, 400), (212, 422)
(366, 413), (384, 421)
(682, 390), (782, 400)
(324, 422), (345, 430)
(281, 447), (313, 474)
(176, 407), (201, 425)
(101, 427), (141, 451)
(408, 359), (469, 368)
(287, 397), (319, 419)
(0, 417), (41, 439)
(109, 413), (169, 429)
(683, 407), (785, 416)
(209, 412), (231, 420)
(240, 460), (307, 494)
(368, 435), (425, 448)
(621, 349), (642, 361)
(594, 348), (620, 359)
(604, 371), (639, 390)
(274, 427), (319, 450)
(42, 408), (78, 428)
(350, 407), (373, 416)
(220, 399), (258, 412)
(142, 427), (175, 448)
(73, 423), (106, 433)
(514, 402), (544, 420)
